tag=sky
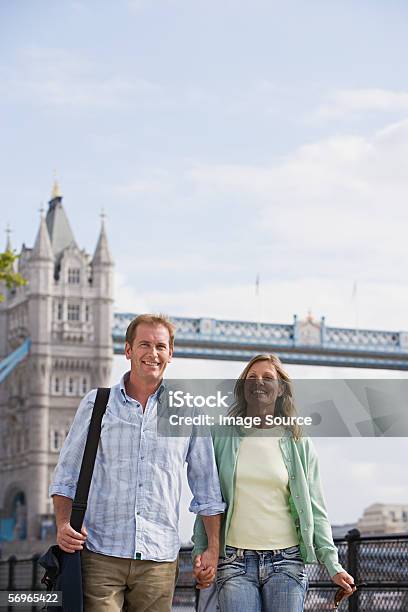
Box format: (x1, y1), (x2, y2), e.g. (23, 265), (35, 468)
(2, 1), (408, 541)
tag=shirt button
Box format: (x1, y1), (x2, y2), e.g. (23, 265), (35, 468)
(136, 511), (140, 515)
(295, 495), (300, 499)
(291, 475), (295, 480)
(140, 457), (145, 461)
(299, 509), (304, 513)
(139, 483), (142, 487)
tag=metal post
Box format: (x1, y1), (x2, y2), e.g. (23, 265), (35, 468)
(320, 316), (326, 345)
(32, 554), (40, 612)
(8, 555), (17, 612)
(293, 314), (299, 345)
(346, 529), (360, 612)
(8, 554), (16, 590)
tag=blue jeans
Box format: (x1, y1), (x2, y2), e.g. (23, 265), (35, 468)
(216, 545), (308, 612)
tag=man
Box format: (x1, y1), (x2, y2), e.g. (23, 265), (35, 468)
(50, 314), (224, 612)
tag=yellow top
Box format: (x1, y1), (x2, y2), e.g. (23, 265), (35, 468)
(51, 179), (62, 199)
(226, 427), (299, 550)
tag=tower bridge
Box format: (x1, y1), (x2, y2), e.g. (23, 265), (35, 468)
(113, 313), (408, 370)
(1, 183), (408, 549)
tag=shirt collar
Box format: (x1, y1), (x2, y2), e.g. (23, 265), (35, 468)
(119, 370), (165, 404)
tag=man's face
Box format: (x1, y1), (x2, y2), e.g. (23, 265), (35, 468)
(125, 323), (173, 384)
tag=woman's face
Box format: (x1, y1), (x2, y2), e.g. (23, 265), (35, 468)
(244, 359), (282, 414)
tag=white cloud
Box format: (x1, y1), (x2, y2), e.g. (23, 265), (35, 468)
(114, 271), (152, 313)
(100, 113), (408, 332)
(316, 88), (408, 120)
(113, 273), (408, 333)
(111, 170), (175, 198)
(187, 118), (408, 283)
(0, 47), (162, 110)
(0, 45), (297, 118)
(314, 438), (408, 524)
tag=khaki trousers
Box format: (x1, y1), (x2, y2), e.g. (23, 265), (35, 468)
(81, 547), (178, 612)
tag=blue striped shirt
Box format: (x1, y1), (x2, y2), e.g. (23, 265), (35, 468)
(49, 372), (225, 561)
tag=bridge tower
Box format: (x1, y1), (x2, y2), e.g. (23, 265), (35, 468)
(0, 183), (114, 545)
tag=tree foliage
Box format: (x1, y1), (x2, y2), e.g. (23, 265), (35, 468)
(0, 250), (27, 302)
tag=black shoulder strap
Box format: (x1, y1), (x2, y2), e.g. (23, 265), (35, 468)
(70, 387), (110, 532)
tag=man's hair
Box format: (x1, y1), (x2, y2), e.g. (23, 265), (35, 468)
(125, 314), (176, 350)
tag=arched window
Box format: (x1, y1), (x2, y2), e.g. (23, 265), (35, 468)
(12, 492), (27, 540)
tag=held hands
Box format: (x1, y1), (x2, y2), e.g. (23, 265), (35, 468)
(193, 546), (219, 589)
(57, 523), (88, 553)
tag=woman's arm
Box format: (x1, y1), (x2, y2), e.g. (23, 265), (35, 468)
(306, 438), (355, 594)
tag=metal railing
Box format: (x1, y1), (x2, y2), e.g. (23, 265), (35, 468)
(0, 533), (407, 611)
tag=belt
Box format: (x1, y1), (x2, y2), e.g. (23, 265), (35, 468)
(227, 546), (294, 556)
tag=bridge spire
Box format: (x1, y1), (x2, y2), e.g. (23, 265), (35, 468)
(92, 210), (113, 265)
(46, 177), (77, 256)
(51, 170), (62, 201)
(51, 179), (62, 200)
(32, 211), (53, 261)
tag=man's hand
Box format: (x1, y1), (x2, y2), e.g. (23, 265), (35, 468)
(57, 523), (87, 553)
(331, 571), (356, 597)
(193, 546), (219, 590)
(193, 559), (214, 589)
(200, 546), (219, 572)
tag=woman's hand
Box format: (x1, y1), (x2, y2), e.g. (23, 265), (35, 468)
(331, 571), (356, 597)
(193, 553), (216, 589)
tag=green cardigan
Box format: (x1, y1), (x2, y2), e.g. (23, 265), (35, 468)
(192, 427), (344, 578)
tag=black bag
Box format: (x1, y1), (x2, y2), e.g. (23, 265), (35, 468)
(39, 387), (110, 611)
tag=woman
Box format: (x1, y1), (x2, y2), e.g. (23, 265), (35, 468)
(192, 354), (355, 612)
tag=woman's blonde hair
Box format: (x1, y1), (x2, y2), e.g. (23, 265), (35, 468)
(229, 353), (302, 439)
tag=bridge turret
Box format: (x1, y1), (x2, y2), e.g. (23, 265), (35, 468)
(0, 184), (114, 550)
(23, 211), (54, 537)
(90, 214), (114, 386)
(29, 213), (53, 302)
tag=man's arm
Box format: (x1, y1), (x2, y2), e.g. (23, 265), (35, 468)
(201, 514), (221, 554)
(185, 433), (225, 516)
(200, 514), (221, 569)
(50, 390), (96, 551)
(49, 390), (96, 499)
(185, 433), (225, 585)
(193, 514), (221, 588)
(53, 495), (87, 553)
